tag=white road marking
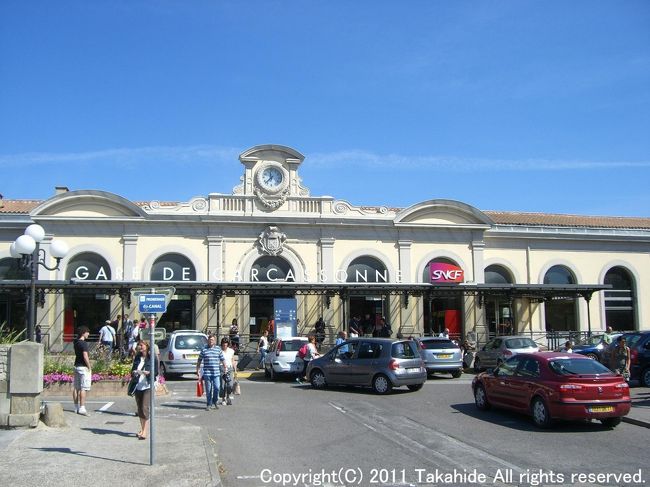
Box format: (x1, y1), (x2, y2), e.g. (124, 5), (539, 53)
(97, 402), (114, 412)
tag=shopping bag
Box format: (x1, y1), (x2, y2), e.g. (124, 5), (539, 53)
(196, 380), (204, 397)
(233, 380), (241, 395)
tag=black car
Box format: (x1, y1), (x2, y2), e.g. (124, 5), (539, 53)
(618, 331), (650, 386)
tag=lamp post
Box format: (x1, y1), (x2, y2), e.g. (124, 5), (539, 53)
(10, 224), (69, 342)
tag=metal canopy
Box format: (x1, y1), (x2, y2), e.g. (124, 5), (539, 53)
(0, 279), (610, 301)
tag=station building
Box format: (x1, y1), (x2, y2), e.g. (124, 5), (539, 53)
(1, 144), (648, 350)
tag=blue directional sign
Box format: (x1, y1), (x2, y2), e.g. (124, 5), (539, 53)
(138, 294), (167, 313)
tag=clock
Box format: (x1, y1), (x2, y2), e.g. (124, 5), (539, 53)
(256, 163), (288, 194)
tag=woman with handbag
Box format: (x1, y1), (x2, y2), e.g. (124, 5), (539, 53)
(219, 337), (235, 405)
(131, 341), (158, 440)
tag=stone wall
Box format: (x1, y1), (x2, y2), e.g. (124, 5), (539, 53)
(0, 345), (9, 417)
(0, 342), (42, 428)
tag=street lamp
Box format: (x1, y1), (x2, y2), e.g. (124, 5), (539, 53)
(10, 224), (69, 342)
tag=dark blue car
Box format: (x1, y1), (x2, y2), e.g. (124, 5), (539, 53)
(573, 333), (621, 363)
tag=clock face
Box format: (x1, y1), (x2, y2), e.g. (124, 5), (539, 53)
(261, 167), (284, 189)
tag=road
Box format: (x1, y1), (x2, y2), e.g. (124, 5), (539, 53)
(155, 374), (647, 487)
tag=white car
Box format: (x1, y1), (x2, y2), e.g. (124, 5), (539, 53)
(158, 330), (208, 379)
(264, 336), (308, 379)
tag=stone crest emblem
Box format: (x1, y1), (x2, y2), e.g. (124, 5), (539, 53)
(258, 226), (287, 256)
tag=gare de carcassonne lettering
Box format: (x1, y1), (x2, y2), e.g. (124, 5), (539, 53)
(71, 265), (400, 283)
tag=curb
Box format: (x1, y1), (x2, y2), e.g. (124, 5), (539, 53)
(622, 416), (650, 429)
(202, 430), (223, 487)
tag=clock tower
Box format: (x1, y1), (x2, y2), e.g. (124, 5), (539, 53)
(234, 144), (310, 211)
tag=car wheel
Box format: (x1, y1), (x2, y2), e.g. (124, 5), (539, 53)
(451, 369), (462, 379)
(407, 383), (423, 392)
(600, 417), (622, 428)
(641, 367), (650, 387)
(310, 370), (327, 389)
(474, 384), (490, 411)
(531, 397), (552, 429)
(160, 362), (174, 380)
(372, 374), (393, 395)
(586, 353), (599, 361)
(473, 357), (482, 373)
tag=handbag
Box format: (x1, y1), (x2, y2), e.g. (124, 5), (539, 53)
(196, 380), (204, 397)
(233, 380), (241, 395)
(127, 376), (138, 397)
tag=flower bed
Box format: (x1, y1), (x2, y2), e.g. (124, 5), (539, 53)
(42, 356), (167, 396)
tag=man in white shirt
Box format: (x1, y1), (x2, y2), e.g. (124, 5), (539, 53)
(98, 320), (116, 358)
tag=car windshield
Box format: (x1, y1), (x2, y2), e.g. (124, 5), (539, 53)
(548, 358), (613, 376)
(280, 340), (306, 352)
(175, 335), (207, 350)
(391, 341), (419, 359)
(420, 339), (458, 350)
(504, 338), (537, 349)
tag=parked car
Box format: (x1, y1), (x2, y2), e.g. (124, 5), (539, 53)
(306, 337), (427, 394)
(264, 336), (308, 379)
(472, 352), (631, 428)
(417, 337), (463, 378)
(615, 331), (650, 386)
(573, 333), (622, 362)
(158, 330), (208, 378)
(474, 336), (539, 372)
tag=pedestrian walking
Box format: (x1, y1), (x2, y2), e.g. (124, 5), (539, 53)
(35, 325), (42, 344)
(98, 319), (116, 358)
(560, 340), (574, 353)
(73, 326), (92, 416)
(610, 336), (631, 381)
(219, 337), (235, 405)
(296, 334), (321, 383)
(196, 335), (226, 410)
(131, 340), (158, 440)
(257, 330), (269, 370)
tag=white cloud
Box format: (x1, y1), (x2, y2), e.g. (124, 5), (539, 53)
(0, 145), (648, 173)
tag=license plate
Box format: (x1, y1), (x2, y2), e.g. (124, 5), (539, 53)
(407, 367), (421, 373)
(589, 406), (614, 413)
(185, 354), (199, 360)
(437, 354), (452, 359)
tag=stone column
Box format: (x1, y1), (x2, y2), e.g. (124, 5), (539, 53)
(122, 235), (139, 280)
(397, 240), (412, 283)
(206, 236), (224, 333)
(319, 238), (335, 283)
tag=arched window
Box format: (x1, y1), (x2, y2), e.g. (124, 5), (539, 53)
(151, 253), (196, 281)
(484, 265), (514, 335)
(543, 265), (578, 332)
(251, 256), (294, 282)
(65, 252), (111, 280)
(0, 257), (30, 280)
(485, 265), (513, 285)
(604, 267), (636, 331)
(346, 256), (388, 283)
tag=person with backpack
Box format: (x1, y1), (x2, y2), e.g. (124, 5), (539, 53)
(296, 335), (320, 384)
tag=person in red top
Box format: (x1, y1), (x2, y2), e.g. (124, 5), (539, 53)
(267, 316), (275, 339)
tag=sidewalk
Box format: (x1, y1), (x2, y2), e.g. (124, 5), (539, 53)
(0, 406), (221, 487)
(622, 386), (650, 428)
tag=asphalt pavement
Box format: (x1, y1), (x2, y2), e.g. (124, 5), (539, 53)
(0, 374), (648, 487)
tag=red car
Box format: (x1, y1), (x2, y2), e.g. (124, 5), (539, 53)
(472, 352), (631, 428)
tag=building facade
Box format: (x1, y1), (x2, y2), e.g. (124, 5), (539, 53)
(1, 144), (648, 350)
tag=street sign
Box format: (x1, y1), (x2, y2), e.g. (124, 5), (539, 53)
(138, 294), (167, 313)
(140, 328), (166, 341)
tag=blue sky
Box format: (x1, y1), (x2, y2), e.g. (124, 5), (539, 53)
(1, 1), (649, 216)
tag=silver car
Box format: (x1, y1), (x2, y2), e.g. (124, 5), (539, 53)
(306, 338), (427, 394)
(474, 335), (539, 372)
(158, 330), (208, 378)
(417, 337), (463, 378)
(264, 336), (308, 379)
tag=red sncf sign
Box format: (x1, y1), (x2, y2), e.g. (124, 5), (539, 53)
(429, 263), (464, 283)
